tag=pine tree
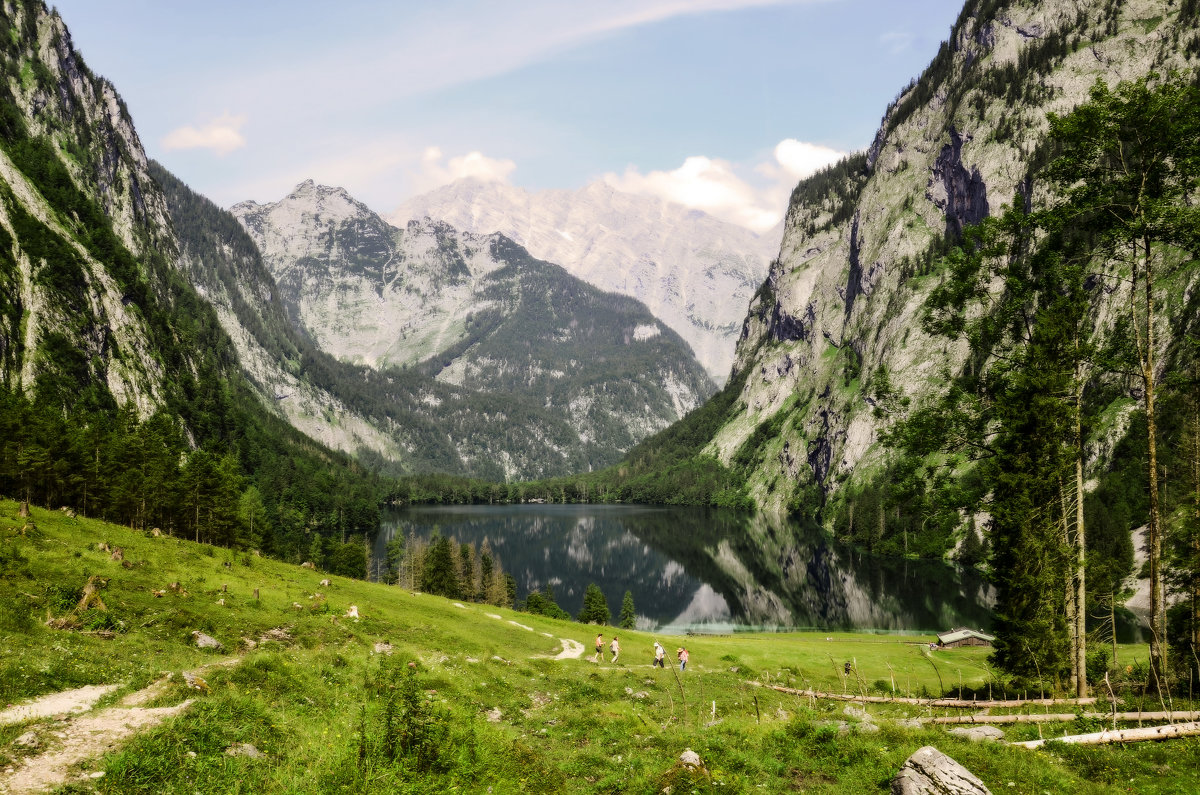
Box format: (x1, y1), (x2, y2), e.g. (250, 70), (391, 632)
(420, 534), (459, 598)
(619, 591), (636, 629)
(576, 583), (610, 624)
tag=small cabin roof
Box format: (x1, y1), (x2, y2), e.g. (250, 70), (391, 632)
(936, 627), (995, 644)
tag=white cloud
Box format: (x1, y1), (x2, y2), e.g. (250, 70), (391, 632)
(412, 147), (517, 193)
(879, 30), (914, 54)
(161, 112), (246, 156)
(604, 138), (847, 233)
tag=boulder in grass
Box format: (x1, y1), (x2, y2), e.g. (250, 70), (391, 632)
(192, 631), (224, 651)
(225, 742), (265, 759)
(891, 746), (992, 795)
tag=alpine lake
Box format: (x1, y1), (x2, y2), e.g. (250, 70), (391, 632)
(372, 504), (1001, 637)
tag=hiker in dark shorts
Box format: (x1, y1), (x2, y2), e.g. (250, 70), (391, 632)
(594, 633), (604, 662)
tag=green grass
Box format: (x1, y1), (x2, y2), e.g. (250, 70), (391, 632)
(2, 499), (1197, 793)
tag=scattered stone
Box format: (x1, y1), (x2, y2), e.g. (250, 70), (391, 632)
(151, 527), (162, 537)
(373, 642), (393, 655)
(679, 749), (702, 769)
(844, 705), (874, 723)
(894, 718), (925, 729)
(97, 542), (109, 552)
(891, 746), (992, 795)
(88, 771), (105, 779)
(625, 687), (634, 695)
(345, 605), (359, 619)
(453, 602), (466, 608)
(110, 548), (124, 562)
(291, 602), (303, 610)
(728, 666), (740, 673)
(465, 657), (480, 663)
(241, 637), (258, 650)
(486, 707), (503, 722)
(486, 613), (502, 620)
(948, 725), (1006, 743)
(191, 631), (223, 651)
(301, 561), (315, 569)
(216, 599), (225, 606)
(182, 671), (210, 692)
(187, 751), (197, 758)
(18, 500), (29, 518)
(13, 731), (39, 749)
(319, 579), (331, 587)
(633, 691), (649, 700)
(225, 742), (265, 759)
(260, 627), (292, 643)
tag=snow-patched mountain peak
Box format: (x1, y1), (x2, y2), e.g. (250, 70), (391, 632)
(392, 178), (779, 382)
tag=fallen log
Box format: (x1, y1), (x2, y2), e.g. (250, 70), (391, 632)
(760, 683), (1100, 709)
(1013, 721), (1200, 748)
(932, 711), (1200, 725)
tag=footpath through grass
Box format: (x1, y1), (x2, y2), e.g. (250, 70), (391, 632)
(1, 499), (1196, 793)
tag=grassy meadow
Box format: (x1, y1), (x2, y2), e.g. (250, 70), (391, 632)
(2, 499), (1198, 793)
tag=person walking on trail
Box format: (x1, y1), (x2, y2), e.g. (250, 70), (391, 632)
(594, 633), (604, 663)
(610, 635), (620, 664)
(679, 647), (689, 672)
(653, 641), (665, 668)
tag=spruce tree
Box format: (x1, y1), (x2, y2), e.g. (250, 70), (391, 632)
(576, 583), (610, 624)
(619, 591), (636, 629)
(420, 534), (459, 598)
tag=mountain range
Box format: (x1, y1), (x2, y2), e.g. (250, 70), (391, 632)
(393, 178), (780, 383)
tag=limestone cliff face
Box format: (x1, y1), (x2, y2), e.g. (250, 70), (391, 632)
(0, 1), (191, 416)
(711, 0), (1200, 514)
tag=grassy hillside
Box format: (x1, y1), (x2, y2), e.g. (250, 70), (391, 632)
(3, 501), (1196, 793)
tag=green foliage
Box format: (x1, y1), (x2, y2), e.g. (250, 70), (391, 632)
(576, 583), (610, 625)
(420, 535), (459, 598)
(619, 590), (636, 629)
(523, 588), (569, 621)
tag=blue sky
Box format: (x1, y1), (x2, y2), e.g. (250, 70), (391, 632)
(50, 0), (963, 230)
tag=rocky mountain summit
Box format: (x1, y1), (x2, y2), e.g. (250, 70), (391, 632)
(230, 181), (716, 479)
(393, 178), (780, 383)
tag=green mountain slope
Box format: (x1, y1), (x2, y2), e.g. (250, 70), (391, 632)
(0, 0), (380, 565)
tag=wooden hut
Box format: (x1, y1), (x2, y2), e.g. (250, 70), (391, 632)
(936, 627), (995, 648)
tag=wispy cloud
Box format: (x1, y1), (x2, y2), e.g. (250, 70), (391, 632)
(604, 138), (846, 232)
(879, 30), (914, 54)
(161, 112), (246, 156)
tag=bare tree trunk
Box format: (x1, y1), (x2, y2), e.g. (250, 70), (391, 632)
(1142, 241), (1166, 691)
(1013, 721), (1200, 749)
(1061, 477), (1080, 697)
(1075, 356), (1088, 698)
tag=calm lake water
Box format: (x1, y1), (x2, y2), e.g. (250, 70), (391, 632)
(372, 504), (997, 635)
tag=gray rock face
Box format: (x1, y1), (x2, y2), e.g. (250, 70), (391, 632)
(706, 0), (1200, 521)
(393, 179), (778, 383)
(891, 746), (992, 795)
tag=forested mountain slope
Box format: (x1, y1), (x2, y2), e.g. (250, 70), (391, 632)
(229, 182), (716, 480)
(705, 0), (1200, 533)
(0, 0), (380, 569)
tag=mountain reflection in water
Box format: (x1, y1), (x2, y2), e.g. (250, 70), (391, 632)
(373, 504), (994, 634)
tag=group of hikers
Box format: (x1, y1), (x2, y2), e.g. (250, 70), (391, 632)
(592, 634), (688, 670)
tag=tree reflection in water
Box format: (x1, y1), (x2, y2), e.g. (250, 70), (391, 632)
(374, 504), (995, 633)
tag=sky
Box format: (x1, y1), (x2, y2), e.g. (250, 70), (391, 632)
(50, 0), (964, 232)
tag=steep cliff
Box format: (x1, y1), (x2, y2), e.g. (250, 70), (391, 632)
(708, 0), (1200, 527)
(0, 1), (220, 418)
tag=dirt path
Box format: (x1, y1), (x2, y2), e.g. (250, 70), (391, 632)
(552, 639), (584, 660)
(0, 685), (118, 726)
(0, 659), (238, 795)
